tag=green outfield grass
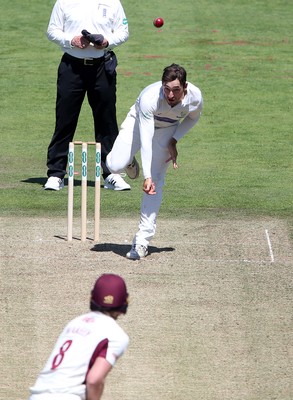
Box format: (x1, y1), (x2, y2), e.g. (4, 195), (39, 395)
(0, 0), (292, 228)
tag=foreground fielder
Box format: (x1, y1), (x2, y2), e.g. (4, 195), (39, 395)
(29, 274), (129, 400)
(107, 64), (203, 259)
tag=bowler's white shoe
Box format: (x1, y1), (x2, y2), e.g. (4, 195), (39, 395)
(126, 244), (148, 260)
(104, 174), (131, 191)
(44, 176), (64, 191)
(125, 157), (139, 179)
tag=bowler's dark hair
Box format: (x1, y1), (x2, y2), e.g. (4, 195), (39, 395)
(161, 64), (187, 86)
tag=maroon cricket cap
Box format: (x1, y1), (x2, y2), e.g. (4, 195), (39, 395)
(91, 274), (128, 311)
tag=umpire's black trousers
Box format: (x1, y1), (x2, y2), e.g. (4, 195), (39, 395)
(47, 53), (118, 180)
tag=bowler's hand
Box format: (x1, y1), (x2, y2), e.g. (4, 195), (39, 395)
(166, 138), (178, 169)
(71, 35), (90, 49)
(143, 178), (156, 195)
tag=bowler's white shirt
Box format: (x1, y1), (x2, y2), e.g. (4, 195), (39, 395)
(131, 81), (203, 179)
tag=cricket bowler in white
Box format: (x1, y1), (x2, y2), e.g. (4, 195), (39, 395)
(29, 274), (129, 400)
(106, 63), (203, 259)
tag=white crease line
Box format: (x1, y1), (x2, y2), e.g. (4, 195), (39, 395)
(265, 229), (275, 263)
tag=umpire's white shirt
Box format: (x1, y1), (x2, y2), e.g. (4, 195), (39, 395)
(47, 0), (129, 58)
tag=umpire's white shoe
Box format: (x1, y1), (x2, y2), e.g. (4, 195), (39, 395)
(126, 244), (148, 260)
(104, 174), (131, 191)
(125, 157), (139, 179)
(44, 176), (64, 191)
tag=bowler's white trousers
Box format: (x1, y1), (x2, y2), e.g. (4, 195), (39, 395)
(106, 111), (176, 247)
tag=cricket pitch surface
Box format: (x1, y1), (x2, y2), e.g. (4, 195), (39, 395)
(1, 215), (292, 400)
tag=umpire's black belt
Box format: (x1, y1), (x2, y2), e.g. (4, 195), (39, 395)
(63, 53), (105, 66)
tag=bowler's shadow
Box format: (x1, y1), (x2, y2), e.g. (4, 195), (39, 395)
(91, 243), (175, 258)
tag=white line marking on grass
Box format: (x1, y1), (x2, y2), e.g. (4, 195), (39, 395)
(265, 229), (275, 263)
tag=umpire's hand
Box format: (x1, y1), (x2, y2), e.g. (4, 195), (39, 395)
(71, 35), (90, 49)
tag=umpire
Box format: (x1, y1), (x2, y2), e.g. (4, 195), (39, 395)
(44, 0), (131, 191)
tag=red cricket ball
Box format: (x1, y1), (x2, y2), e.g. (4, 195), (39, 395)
(153, 17), (164, 28)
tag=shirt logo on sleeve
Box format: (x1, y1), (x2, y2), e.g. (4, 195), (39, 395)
(176, 111), (187, 119)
